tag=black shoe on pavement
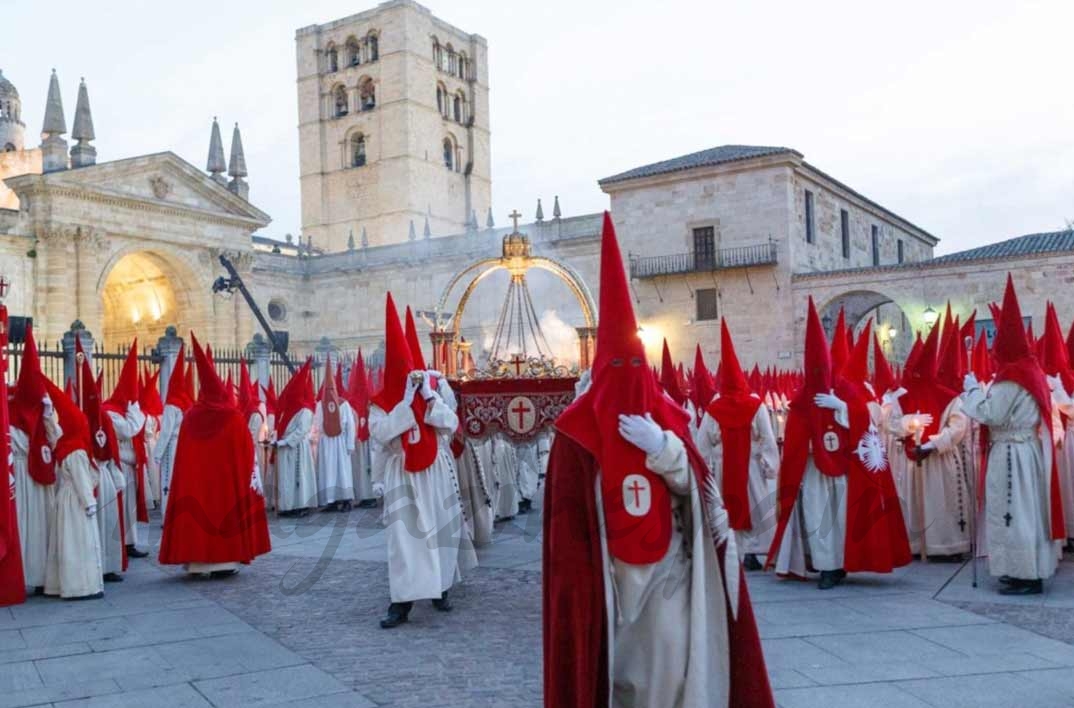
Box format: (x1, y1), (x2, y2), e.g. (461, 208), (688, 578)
(432, 591), (453, 612)
(210, 569), (239, 579)
(357, 499), (378, 509)
(65, 592), (105, 601)
(339, 500), (352, 513)
(999, 575), (1016, 585)
(743, 554), (763, 571)
(999, 579), (1043, 596)
(818, 571), (838, 590)
(103, 573), (123, 583)
(126, 545), (149, 559)
(380, 602), (412, 628)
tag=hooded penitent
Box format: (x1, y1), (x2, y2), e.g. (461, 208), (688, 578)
(320, 356), (343, 438)
(705, 319), (763, 531)
(347, 350), (370, 442)
(164, 345), (193, 413)
(158, 334), (271, 565)
(0, 300), (26, 607)
(275, 359), (314, 441)
(830, 309), (850, 375)
(371, 294), (439, 472)
(546, 212), (773, 708)
(10, 326), (55, 486)
(991, 276), (1065, 541)
(140, 368), (164, 420)
(842, 318), (873, 395)
(104, 341), (141, 416)
(872, 332), (896, 398)
(691, 344), (716, 419)
(237, 360), (261, 420)
(899, 318), (956, 460)
(263, 377), (278, 420)
(1041, 303), (1074, 394)
(404, 306), (428, 371)
(42, 379), (91, 466)
(77, 339), (119, 469)
(660, 339), (688, 408)
(767, 298), (910, 574)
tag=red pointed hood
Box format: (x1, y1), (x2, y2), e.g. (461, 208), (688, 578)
(76, 338), (119, 466)
(842, 318), (872, 389)
(659, 339), (687, 406)
(691, 344), (716, 408)
(1040, 303), (1074, 392)
(190, 333), (232, 411)
(320, 356), (343, 437)
(264, 377), (278, 417)
(973, 333), (994, 381)
(993, 275), (1031, 365)
(347, 350), (371, 442)
(164, 345), (192, 411)
(140, 367), (164, 418)
(936, 315), (964, 393)
(404, 306), (428, 371)
(556, 212), (688, 565)
(275, 359), (314, 438)
(718, 319), (751, 398)
(105, 340), (140, 413)
(829, 309), (850, 374)
(872, 332), (896, 396)
(43, 378), (90, 464)
(901, 316), (956, 445)
(1066, 319), (1074, 370)
(371, 293), (415, 413)
(12, 326), (56, 485)
(238, 359), (261, 418)
(793, 297), (832, 408)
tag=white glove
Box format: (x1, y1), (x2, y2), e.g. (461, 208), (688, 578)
(919, 441), (936, 453)
(85, 503), (97, 518)
(42, 396), (54, 416)
(129, 402), (142, 414)
(372, 482), (385, 498)
(891, 387), (907, 400)
(963, 372), (979, 392)
(274, 439), (290, 449)
(420, 372), (435, 401)
(425, 369), (442, 381)
(1047, 375), (1064, 393)
(617, 413), (666, 456)
(813, 390), (847, 415)
(402, 375), (419, 406)
(908, 413), (934, 431)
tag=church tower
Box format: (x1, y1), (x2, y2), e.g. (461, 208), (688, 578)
(296, 0), (491, 251)
(0, 70), (25, 152)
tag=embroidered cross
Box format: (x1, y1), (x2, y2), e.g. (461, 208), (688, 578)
(628, 480), (645, 508)
(509, 353), (526, 376)
(959, 519), (966, 532)
(1004, 512), (1013, 527)
(510, 399), (532, 429)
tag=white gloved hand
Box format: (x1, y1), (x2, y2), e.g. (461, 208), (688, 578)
(920, 441), (937, 453)
(402, 375), (419, 406)
(813, 390), (847, 415)
(420, 372), (435, 400)
(617, 413), (665, 456)
(963, 372), (979, 392)
(85, 503), (97, 518)
(909, 413), (934, 431)
(129, 401), (142, 414)
(372, 482), (385, 498)
(891, 387), (908, 400)
(42, 396), (54, 416)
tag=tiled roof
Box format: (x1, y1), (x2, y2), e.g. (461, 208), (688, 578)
(599, 145), (800, 185)
(928, 229), (1074, 265)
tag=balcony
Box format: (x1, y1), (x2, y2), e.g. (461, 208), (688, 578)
(629, 241), (778, 278)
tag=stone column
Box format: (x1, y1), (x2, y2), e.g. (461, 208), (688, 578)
(156, 326), (184, 400)
(61, 320), (94, 389)
(246, 333), (272, 396)
(576, 326), (596, 370)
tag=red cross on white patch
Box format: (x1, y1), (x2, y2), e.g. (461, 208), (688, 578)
(622, 474), (652, 517)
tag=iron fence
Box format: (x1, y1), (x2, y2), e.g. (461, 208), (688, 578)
(628, 241), (778, 278)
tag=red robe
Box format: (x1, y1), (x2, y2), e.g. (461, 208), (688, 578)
(158, 404), (271, 565)
(543, 434), (773, 708)
(0, 302), (25, 607)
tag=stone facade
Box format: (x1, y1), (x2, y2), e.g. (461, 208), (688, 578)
(296, 0), (491, 252)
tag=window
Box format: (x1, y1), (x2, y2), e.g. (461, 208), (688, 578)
(840, 209), (850, 259)
(692, 226), (716, 270)
(359, 78), (375, 110)
(346, 37), (361, 67)
(897, 239), (904, 264)
(458, 51), (468, 80)
(443, 138), (454, 170)
(367, 32), (379, 62)
(326, 45), (339, 73)
(268, 299), (287, 322)
(432, 39), (443, 69)
(453, 95), (461, 122)
(333, 85), (348, 117)
(436, 85), (444, 115)
(351, 134), (366, 167)
(871, 225), (880, 266)
(447, 45), (457, 74)
(804, 190), (815, 244)
(696, 288), (719, 321)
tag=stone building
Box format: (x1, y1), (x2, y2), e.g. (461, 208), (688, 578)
(296, 0), (491, 252)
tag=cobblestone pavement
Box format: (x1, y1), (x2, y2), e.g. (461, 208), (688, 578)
(2, 504), (1074, 707)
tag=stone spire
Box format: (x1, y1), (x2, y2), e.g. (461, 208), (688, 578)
(470, 210), (478, 231)
(206, 117), (227, 185)
(361, 227), (369, 248)
(486, 207), (495, 229)
(553, 195), (562, 220)
(40, 69), (68, 173)
(347, 229), (356, 251)
(69, 78), (96, 168)
(423, 214), (431, 238)
(408, 219), (416, 241)
(227, 123), (249, 200)
(535, 198), (544, 223)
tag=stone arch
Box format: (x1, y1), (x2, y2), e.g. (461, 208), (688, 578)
(818, 289), (913, 363)
(96, 245), (213, 349)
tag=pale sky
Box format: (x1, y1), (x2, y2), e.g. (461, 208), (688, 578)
(4, 0), (1072, 255)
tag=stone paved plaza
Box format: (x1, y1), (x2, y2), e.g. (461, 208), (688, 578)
(2, 504), (1074, 708)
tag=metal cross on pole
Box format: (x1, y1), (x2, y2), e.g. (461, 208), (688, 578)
(509, 209), (522, 233)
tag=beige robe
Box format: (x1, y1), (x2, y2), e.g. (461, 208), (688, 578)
(1053, 396), (1074, 539)
(370, 380), (477, 603)
(599, 432), (731, 708)
(275, 408), (316, 511)
(314, 401), (356, 505)
(694, 401), (780, 557)
(153, 404), (182, 525)
(96, 459), (125, 575)
(488, 435), (520, 520)
(11, 414), (61, 588)
(963, 381), (1060, 580)
(144, 415), (160, 506)
(108, 406), (146, 547)
(45, 450), (103, 598)
(455, 439), (494, 546)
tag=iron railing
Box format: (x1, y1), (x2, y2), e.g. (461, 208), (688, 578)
(629, 241), (778, 278)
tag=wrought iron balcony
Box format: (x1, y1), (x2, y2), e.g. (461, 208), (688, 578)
(629, 241), (778, 278)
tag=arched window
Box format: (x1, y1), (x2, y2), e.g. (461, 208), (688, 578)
(359, 77), (376, 111)
(367, 32), (379, 62)
(351, 133), (366, 167)
(457, 52), (467, 80)
(443, 137), (454, 171)
(333, 85), (349, 117)
(326, 44), (339, 73)
(436, 85), (444, 115)
(447, 45), (457, 74)
(346, 37), (361, 67)
(432, 39), (443, 70)
(453, 94), (461, 123)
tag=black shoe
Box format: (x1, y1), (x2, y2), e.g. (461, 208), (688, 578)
(64, 592), (104, 601)
(818, 571), (838, 590)
(357, 499), (378, 509)
(210, 569), (239, 579)
(296, 508), (311, 518)
(518, 499), (533, 514)
(999, 575), (1016, 585)
(432, 591), (453, 612)
(103, 573), (123, 583)
(928, 553), (966, 563)
(33, 586), (45, 596)
(743, 554), (763, 571)
(380, 602), (412, 629)
(338, 500), (352, 513)
(999, 579), (1043, 596)
(833, 569), (847, 584)
(126, 545), (149, 559)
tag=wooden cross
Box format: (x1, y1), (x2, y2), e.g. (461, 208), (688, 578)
(509, 209), (522, 232)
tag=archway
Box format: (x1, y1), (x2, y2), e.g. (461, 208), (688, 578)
(100, 251), (194, 349)
(819, 290), (914, 364)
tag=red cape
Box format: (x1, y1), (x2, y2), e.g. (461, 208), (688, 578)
(0, 303), (25, 607)
(158, 405), (271, 565)
(706, 394), (763, 531)
(543, 433), (773, 708)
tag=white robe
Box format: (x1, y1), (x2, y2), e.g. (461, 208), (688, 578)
(44, 450), (103, 599)
(516, 441), (540, 502)
(1054, 396), (1074, 539)
(599, 432), (731, 708)
(890, 397), (973, 556)
(963, 381), (1060, 580)
(96, 460), (125, 575)
(488, 435), (520, 520)
(352, 439), (375, 501)
(11, 415), (61, 588)
(455, 439), (494, 546)
(694, 401), (780, 557)
(276, 408), (317, 512)
(144, 415), (160, 506)
(153, 404), (183, 525)
(370, 381), (477, 603)
(108, 407), (146, 547)
(315, 401), (356, 505)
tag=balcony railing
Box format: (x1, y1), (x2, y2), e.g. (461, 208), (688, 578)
(629, 241), (778, 278)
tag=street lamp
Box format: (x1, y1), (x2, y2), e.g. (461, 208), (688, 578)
(886, 325), (897, 341)
(922, 306), (939, 329)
